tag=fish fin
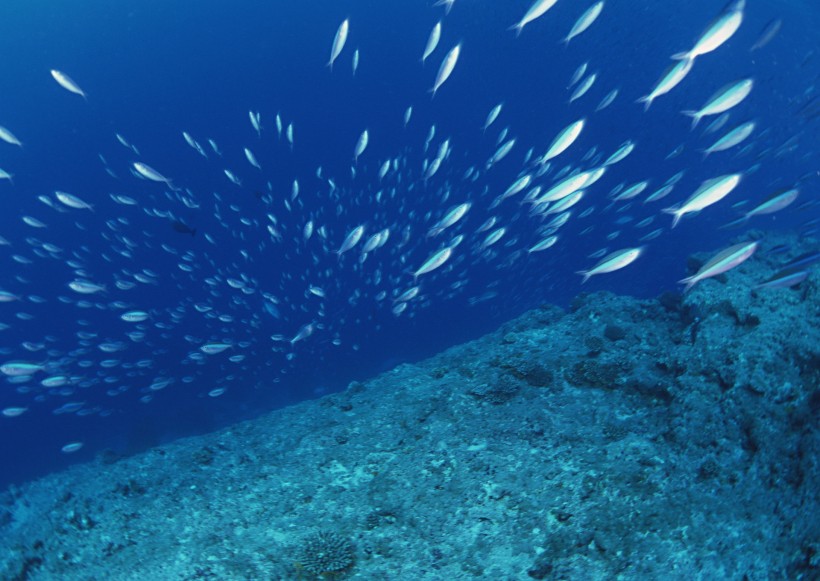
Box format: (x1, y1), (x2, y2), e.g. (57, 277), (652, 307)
(661, 206), (682, 228)
(636, 95), (652, 112)
(508, 23), (523, 37)
(576, 271), (591, 284)
(678, 277), (697, 293)
(671, 51), (691, 61)
(681, 111), (701, 129)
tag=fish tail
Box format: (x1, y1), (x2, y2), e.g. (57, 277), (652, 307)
(636, 95), (652, 112)
(678, 277), (697, 293)
(576, 271), (591, 284)
(508, 23), (523, 37)
(681, 111), (701, 129)
(662, 206), (681, 228)
(671, 51), (691, 61)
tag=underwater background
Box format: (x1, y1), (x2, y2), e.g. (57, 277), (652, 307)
(0, 0), (817, 493)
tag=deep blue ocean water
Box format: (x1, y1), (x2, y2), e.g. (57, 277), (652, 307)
(0, 0), (817, 487)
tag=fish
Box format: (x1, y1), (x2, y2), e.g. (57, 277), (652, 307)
(354, 129), (369, 163)
(637, 58), (694, 111)
(0, 126), (22, 148)
(328, 19), (350, 70)
(413, 247), (453, 279)
(754, 268), (808, 290)
(431, 44), (461, 97)
(602, 141), (635, 166)
(483, 103), (503, 132)
(249, 110), (261, 137)
(569, 72), (597, 103)
(663, 173), (742, 228)
(595, 89), (618, 112)
(121, 311), (149, 322)
(50, 69), (87, 99)
(563, 1), (604, 46)
(480, 227), (506, 249)
(682, 78), (753, 129)
(244, 147), (261, 169)
(54, 191), (93, 211)
(672, 0), (745, 61)
(200, 343), (232, 355)
(487, 138), (516, 168)
(336, 225), (365, 255)
(568, 62), (588, 87)
(750, 18), (782, 52)
(68, 280), (106, 294)
(528, 235), (558, 253)
(422, 21), (442, 64)
(352, 49), (359, 75)
(542, 119), (584, 163)
(702, 121), (756, 157)
(537, 169), (602, 204)
(133, 162), (175, 188)
(494, 174), (532, 205)
(679, 241), (758, 292)
(742, 188), (799, 220)
(0, 361), (45, 376)
(577, 247), (643, 283)
(429, 203), (471, 237)
(511, 0), (560, 36)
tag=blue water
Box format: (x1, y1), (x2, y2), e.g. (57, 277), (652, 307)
(0, 0), (817, 487)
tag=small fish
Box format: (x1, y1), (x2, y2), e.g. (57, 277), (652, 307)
(422, 21), (442, 64)
(682, 78), (753, 129)
(244, 147), (261, 169)
(563, 1), (604, 46)
(0, 361), (45, 376)
(511, 0), (560, 36)
(755, 267), (808, 290)
(200, 343), (232, 355)
(50, 69), (87, 99)
(528, 235), (558, 253)
(679, 241), (758, 292)
(431, 44), (461, 97)
(414, 247), (453, 279)
(663, 173), (742, 228)
(352, 49), (359, 75)
(337, 225), (365, 255)
(55, 190), (93, 211)
(542, 119), (584, 163)
(702, 121), (756, 156)
(569, 72), (597, 103)
(68, 280), (106, 294)
(638, 58), (694, 111)
(595, 88), (618, 112)
(121, 310), (149, 323)
(249, 110), (261, 137)
(568, 62), (588, 88)
(328, 19), (350, 70)
(750, 18), (782, 52)
(354, 129), (369, 164)
(133, 162), (174, 187)
(672, 0), (745, 61)
(483, 103), (503, 132)
(0, 126), (22, 148)
(577, 247), (643, 283)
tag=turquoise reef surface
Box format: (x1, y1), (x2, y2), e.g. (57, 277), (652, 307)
(1, 233), (818, 580)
